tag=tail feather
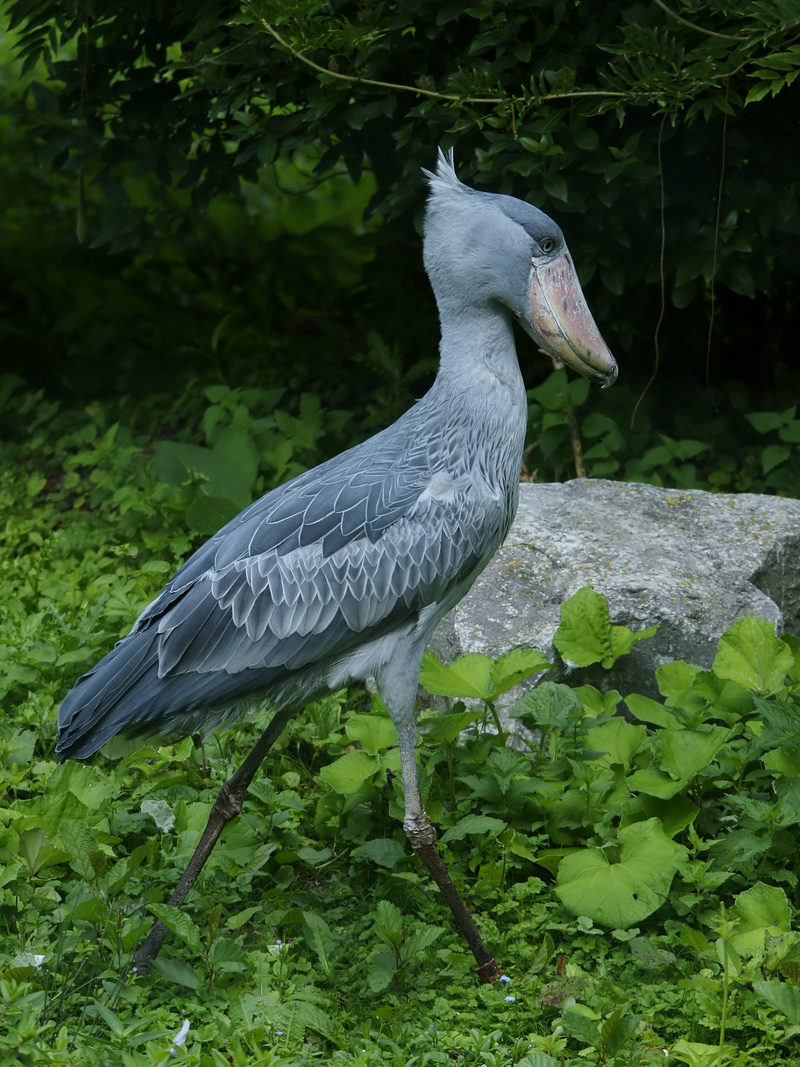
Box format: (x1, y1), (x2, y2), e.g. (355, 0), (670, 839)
(56, 629), (287, 761)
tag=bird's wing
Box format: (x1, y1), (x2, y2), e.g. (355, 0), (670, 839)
(134, 455), (500, 682)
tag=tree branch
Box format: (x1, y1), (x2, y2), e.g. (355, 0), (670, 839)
(652, 0), (746, 42)
(252, 13), (625, 108)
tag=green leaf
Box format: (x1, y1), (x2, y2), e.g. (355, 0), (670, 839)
(374, 899), (403, 941)
(625, 693), (680, 729)
(753, 979), (800, 1024)
(318, 749), (380, 794)
(208, 938), (247, 971)
(152, 957), (200, 989)
(561, 1010), (601, 1049)
(418, 709), (485, 743)
(728, 883), (791, 958)
(300, 911), (337, 978)
(668, 1039), (727, 1067)
(517, 1054), (560, 1067)
(141, 797), (175, 833)
(555, 818), (687, 928)
(610, 624), (658, 661)
(226, 905), (262, 930)
(601, 1008), (641, 1059)
(148, 903), (202, 953)
(367, 952), (395, 992)
(488, 647), (551, 697)
(746, 407), (795, 433)
(441, 814), (506, 843)
(554, 586), (611, 667)
(712, 617), (794, 695)
(585, 719), (646, 769)
(761, 443), (790, 474)
(419, 651), (493, 699)
(185, 493), (240, 535)
(654, 726), (730, 781)
(626, 767), (687, 800)
(510, 681), (583, 728)
(345, 713), (396, 754)
(352, 837), (407, 868)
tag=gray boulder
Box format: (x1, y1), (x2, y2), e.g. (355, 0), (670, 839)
(432, 479), (800, 697)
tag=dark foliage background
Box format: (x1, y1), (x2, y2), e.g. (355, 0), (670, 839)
(3, 1), (799, 428)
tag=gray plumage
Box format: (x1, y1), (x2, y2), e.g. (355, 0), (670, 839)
(57, 150), (617, 764)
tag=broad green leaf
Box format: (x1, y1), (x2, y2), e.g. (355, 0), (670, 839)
(554, 586), (611, 667)
(17, 828), (70, 875)
(103, 843), (150, 896)
(345, 713), (396, 754)
(601, 1008), (641, 1059)
(712, 617), (793, 695)
(374, 900), (403, 940)
(561, 1010), (601, 1048)
(318, 749), (380, 794)
(367, 952), (395, 992)
(152, 957), (200, 989)
(753, 979), (800, 1024)
(624, 693), (680, 729)
(488, 647), (551, 698)
(402, 924), (445, 958)
(680, 925), (713, 956)
(517, 1053), (560, 1067)
(761, 443), (790, 474)
(728, 883), (791, 958)
(656, 660), (701, 699)
(609, 623), (658, 661)
(418, 709), (485, 743)
(353, 837), (406, 868)
(636, 794), (699, 838)
(141, 797), (175, 833)
(149, 903), (202, 953)
(626, 767), (687, 799)
(441, 814), (506, 843)
(509, 681), (583, 728)
(208, 938), (247, 971)
(419, 651), (493, 699)
(300, 911), (337, 977)
(226, 906), (262, 930)
(185, 493), (239, 535)
(585, 719), (646, 769)
(746, 407), (795, 433)
(654, 726), (730, 781)
(669, 1039), (734, 1067)
(152, 440), (253, 508)
(212, 426), (259, 490)
(555, 818), (687, 928)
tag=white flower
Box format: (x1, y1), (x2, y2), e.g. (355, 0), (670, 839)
(173, 1020), (190, 1048)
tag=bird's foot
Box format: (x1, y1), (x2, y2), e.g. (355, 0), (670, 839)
(475, 957), (503, 984)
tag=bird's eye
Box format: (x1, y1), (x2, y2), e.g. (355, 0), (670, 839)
(540, 238), (556, 254)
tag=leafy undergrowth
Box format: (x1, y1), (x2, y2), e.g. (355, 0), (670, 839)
(3, 380), (800, 1065)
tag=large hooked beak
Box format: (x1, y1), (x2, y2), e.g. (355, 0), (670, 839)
(525, 252), (617, 387)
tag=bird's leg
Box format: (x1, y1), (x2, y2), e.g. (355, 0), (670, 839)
(133, 706), (294, 972)
(395, 722), (502, 984)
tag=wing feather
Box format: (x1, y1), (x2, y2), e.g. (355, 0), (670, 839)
(58, 418), (511, 760)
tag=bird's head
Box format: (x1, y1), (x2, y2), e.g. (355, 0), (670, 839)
(423, 149), (617, 388)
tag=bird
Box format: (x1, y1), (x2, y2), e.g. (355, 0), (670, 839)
(57, 150), (617, 981)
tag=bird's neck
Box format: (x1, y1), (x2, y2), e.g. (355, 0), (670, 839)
(434, 303), (526, 409)
(421, 304), (528, 486)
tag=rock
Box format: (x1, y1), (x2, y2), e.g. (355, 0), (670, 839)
(432, 479), (800, 697)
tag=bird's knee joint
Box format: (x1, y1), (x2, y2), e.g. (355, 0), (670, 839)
(404, 814), (437, 853)
(216, 781), (245, 820)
